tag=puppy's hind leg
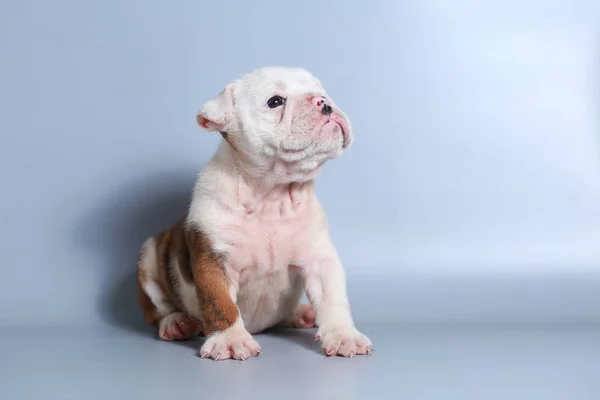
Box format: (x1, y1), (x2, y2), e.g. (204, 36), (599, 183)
(272, 304), (317, 330)
(137, 237), (202, 341)
(273, 277), (317, 330)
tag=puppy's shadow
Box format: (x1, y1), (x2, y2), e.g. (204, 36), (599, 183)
(73, 168), (198, 336)
(264, 327), (322, 354)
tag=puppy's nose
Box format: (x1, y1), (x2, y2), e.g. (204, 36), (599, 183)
(310, 96), (333, 115)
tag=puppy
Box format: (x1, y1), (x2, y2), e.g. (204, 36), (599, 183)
(137, 66), (373, 360)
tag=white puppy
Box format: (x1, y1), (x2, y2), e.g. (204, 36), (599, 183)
(136, 66), (373, 360)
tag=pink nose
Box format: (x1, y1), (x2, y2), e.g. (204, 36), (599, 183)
(310, 96), (333, 115)
(310, 96), (328, 108)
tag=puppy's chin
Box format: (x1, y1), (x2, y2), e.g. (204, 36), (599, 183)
(277, 138), (344, 164)
(320, 120), (346, 147)
(277, 125), (345, 162)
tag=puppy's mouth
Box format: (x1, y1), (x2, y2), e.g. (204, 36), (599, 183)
(326, 116), (349, 149)
(281, 147), (306, 154)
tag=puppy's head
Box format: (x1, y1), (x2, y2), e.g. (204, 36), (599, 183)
(196, 67), (353, 180)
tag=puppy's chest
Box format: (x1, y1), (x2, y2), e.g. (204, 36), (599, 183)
(220, 219), (309, 333)
(224, 218), (306, 272)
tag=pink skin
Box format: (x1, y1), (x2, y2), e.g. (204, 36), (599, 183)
(310, 95), (328, 108)
(159, 316), (203, 341)
(293, 304), (317, 329)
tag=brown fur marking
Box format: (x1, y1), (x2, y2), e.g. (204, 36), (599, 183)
(154, 224), (184, 311)
(137, 217), (238, 336)
(171, 221), (193, 284)
(136, 249), (173, 326)
(136, 220), (184, 327)
(187, 227), (239, 335)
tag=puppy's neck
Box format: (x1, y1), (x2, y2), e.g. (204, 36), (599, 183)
(210, 141), (317, 213)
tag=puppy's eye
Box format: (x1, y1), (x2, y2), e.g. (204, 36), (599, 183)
(267, 95), (286, 108)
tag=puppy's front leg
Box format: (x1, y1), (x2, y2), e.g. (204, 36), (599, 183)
(189, 239), (260, 361)
(302, 246), (373, 357)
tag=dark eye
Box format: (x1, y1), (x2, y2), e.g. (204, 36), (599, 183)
(267, 95), (285, 108)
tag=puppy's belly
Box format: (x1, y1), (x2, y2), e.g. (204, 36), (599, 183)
(236, 268), (304, 334)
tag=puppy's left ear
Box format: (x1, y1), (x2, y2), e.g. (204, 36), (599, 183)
(196, 83), (235, 132)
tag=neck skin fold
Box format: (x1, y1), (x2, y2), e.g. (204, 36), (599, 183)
(208, 140), (318, 213)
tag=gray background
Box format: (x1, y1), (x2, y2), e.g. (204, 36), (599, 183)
(1, 1), (600, 399)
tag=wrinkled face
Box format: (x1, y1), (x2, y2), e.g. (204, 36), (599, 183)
(197, 67), (353, 178)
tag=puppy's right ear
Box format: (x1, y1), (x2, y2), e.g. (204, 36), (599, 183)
(196, 83), (235, 132)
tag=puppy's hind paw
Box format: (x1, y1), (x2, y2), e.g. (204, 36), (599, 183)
(158, 312), (202, 341)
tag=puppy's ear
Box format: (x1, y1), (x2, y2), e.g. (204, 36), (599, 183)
(196, 83), (235, 132)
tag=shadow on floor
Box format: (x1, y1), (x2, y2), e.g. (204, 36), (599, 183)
(262, 328), (323, 355)
(74, 168), (198, 336)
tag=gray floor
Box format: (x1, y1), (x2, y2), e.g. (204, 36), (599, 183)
(2, 274), (600, 400)
(1, 323), (599, 399)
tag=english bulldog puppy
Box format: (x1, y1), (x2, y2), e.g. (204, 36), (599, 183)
(137, 66), (373, 360)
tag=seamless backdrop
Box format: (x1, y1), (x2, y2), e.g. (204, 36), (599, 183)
(3, 1), (600, 399)
(1, 0), (600, 362)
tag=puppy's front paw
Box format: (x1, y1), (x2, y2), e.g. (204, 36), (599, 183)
(316, 325), (373, 357)
(199, 327), (261, 361)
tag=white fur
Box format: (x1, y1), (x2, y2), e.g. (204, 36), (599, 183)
(139, 238), (174, 317)
(188, 66), (371, 358)
(171, 258), (203, 321)
(200, 317), (261, 361)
